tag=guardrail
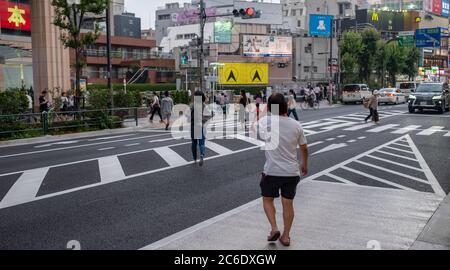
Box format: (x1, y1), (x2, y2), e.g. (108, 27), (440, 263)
(0, 108), (143, 139)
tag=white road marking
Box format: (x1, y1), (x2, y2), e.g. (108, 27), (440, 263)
(325, 173), (359, 186)
(321, 122), (358, 131)
(154, 147), (187, 167)
(98, 156), (126, 183)
(205, 141), (234, 155)
(375, 150), (417, 162)
(354, 160), (428, 184)
(383, 145), (414, 154)
(391, 142), (411, 148)
(406, 135), (446, 197)
(35, 141), (80, 148)
(337, 135), (347, 138)
(0, 133), (170, 159)
(0, 167), (49, 209)
(416, 126), (445, 136)
(391, 125), (422, 134)
(307, 141), (325, 148)
(313, 143), (348, 156)
(365, 154), (423, 172)
(98, 147), (115, 151)
(334, 116), (365, 121)
(87, 134), (136, 141)
(326, 138), (336, 141)
(125, 143), (140, 147)
(341, 166), (415, 191)
(149, 138), (177, 143)
(347, 140), (357, 143)
(358, 137), (367, 140)
(302, 121), (342, 129)
(445, 132), (450, 137)
(344, 123), (374, 131)
(367, 124), (399, 133)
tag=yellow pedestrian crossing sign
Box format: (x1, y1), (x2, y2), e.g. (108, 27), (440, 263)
(219, 63), (268, 85)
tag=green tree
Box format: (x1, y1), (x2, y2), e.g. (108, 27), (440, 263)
(374, 40), (388, 88)
(51, 0), (108, 109)
(402, 47), (420, 81)
(359, 28), (381, 84)
(340, 31), (363, 84)
(385, 43), (406, 87)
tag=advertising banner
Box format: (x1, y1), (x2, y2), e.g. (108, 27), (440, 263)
(0, 0), (31, 31)
(309, 14), (333, 37)
(214, 21), (232, 44)
(171, 8), (216, 23)
(433, 0), (443, 15)
(218, 63), (269, 85)
(243, 35), (292, 57)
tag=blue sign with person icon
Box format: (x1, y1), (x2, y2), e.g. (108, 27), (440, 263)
(309, 14), (334, 37)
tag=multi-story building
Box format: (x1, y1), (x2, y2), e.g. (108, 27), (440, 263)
(142, 29), (156, 41)
(74, 35), (175, 85)
(114, 12), (141, 39)
(155, 2), (195, 46)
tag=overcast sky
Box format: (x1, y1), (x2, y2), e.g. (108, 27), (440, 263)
(125, 0), (281, 29)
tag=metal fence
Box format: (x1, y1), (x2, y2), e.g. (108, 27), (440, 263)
(0, 108), (142, 139)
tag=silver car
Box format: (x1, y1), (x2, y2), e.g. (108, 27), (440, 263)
(378, 88), (406, 105)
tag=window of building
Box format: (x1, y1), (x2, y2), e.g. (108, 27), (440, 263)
(304, 66), (310, 73)
(291, 9), (296, 16)
(158, 14), (171, 20)
(297, 20), (301, 28)
(300, 8), (303, 16)
(176, 34), (183, 40)
(129, 32), (134, 37)
(129, 19), (134, 25)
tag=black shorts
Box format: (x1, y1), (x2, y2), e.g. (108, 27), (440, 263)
(260, 174), (301, 200)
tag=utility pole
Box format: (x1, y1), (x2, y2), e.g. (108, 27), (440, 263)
(106, 0), (114, 109)
(199, 0), (206, 93)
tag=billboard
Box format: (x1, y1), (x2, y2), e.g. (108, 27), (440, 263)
(218, 63), (269, 85)
(415, 28), (443, 47)
(0, 0), (31, 32)
(242, 35), (292, 57)
(309, 14), (333, 37)
(171, 8), (216, 23)
(433, 0), (443, 15)
(214, 21), (232, 44)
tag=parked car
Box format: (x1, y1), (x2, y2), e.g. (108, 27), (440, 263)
(408, 83), (450, 114)
(396, 82), (420, 98)
(378, 88), (407, 105)
(341, 84), (371, 104)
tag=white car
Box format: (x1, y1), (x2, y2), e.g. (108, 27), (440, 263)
(378, 88), (406, 105)
(342, 84), (371, 104)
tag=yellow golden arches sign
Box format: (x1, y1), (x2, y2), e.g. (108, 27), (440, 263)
(218, 63), (269, 85)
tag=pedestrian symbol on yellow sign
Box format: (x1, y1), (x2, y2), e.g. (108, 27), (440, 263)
(8, 5), (26, 28)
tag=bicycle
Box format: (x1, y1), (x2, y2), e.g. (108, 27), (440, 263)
(300, 94), (320, 110)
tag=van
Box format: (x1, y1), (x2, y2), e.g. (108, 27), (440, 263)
(396, 82), (420, 98)
(342, 84), (371, 104)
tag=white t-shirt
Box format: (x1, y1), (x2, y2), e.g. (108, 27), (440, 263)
(288, 95), (297, 110)
(258, 116), (307, 177)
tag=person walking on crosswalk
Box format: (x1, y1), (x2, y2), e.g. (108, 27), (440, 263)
(257, 93), (309, 247)
(191, 91), (211, 166)
(365, 90), (380, 125)
(161, 91), (174, 131)
(287, 89), (299, 121)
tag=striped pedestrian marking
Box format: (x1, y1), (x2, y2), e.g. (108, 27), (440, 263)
(367, 124), (399, 133)
(154, 147), (188, 167)
(98, 156), (126, 183)
(416, 126), (445, 136)
(205, 141), (234, 155)
(391, 125), (422, 134)
(445, 132), (450, 137)
(0, 168), (49, 209)
(344, 123), (375, 131)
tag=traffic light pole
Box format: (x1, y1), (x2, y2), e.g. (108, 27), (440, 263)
(106, 1), (114, 110)
(199, 0), (206, 93)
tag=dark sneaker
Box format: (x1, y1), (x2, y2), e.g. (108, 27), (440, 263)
(199, 156), (204, 167)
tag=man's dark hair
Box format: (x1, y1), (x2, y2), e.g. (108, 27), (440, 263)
(268, 93), (288, 115)
(42, 91), (47, 95)
(164, 91), (169, 97)
(194, 91), (206, 103)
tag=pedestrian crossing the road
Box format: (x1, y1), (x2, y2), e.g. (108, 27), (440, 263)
(303, 135), (446, 197)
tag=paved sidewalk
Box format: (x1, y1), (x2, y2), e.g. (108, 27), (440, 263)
(411, 193), (450, 250)
(141, 180), (443, 250)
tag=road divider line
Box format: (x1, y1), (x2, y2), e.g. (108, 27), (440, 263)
(98, 147), (115, 151)
(98, 156), (126, 183)
(125, 143), (140, 147)
(154, 147), (188, 167)
(87, 134), (136, 141)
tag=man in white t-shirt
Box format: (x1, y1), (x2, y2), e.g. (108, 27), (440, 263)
(257, 93), (309, 247)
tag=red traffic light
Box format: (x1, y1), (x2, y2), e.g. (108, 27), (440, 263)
(246, 7), (255, 17)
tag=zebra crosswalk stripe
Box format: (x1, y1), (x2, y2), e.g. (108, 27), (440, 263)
(367, 124), (399, 133)
(391, 125), (422, 134)
(416, 126), (445, 136)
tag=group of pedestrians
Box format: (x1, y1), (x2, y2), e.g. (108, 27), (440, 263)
(148, 91), (174, 130)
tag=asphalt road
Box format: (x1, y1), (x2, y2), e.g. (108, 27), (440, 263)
(0, 103), (449, 250)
